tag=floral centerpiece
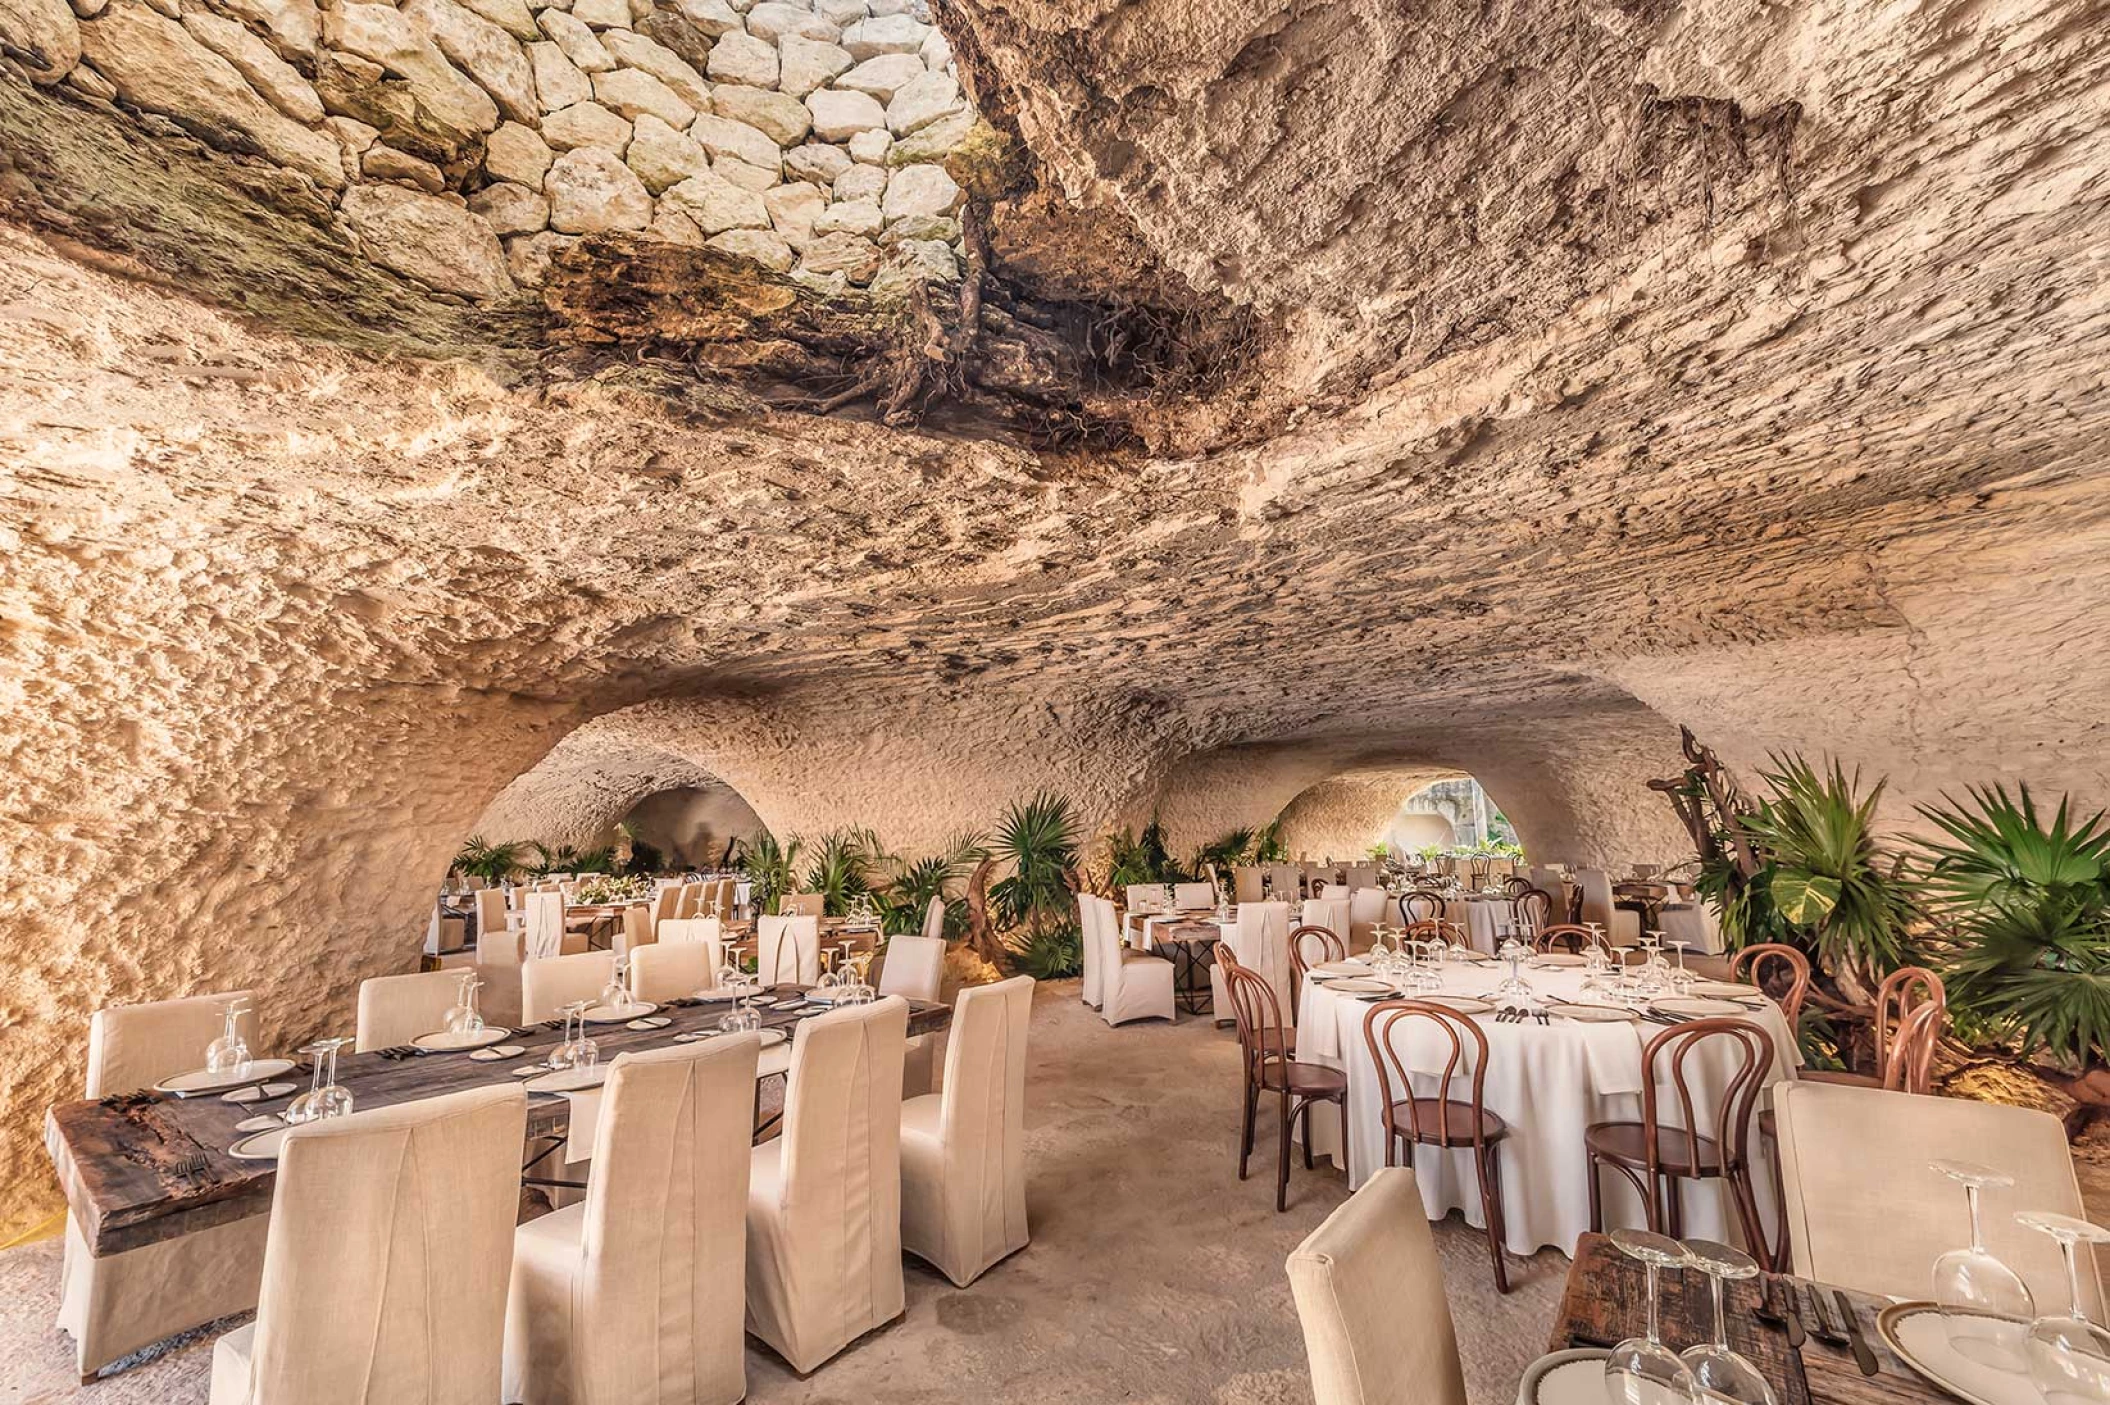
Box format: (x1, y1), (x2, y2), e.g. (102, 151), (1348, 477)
(575, 874), (653, 905)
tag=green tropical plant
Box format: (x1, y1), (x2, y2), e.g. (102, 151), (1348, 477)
(878, 831), (984, 936)
(1006, 920), (1083, 979)
(1105, 816), (1188, 887)
(733, 831), (803, 916)
(1191, 826), (1255, 876)
(1917, 785), (2110, 1072)
(1251, 818), (1288, 864)
(453, 835), (524, 885)
(990, 790), (1079, 934)
(805, 826), (883, 915)
(521, 841), (616, 877)
(1735, 755), (1920, 974)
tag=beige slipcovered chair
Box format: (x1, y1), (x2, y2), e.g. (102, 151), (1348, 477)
(648, 881), (682, 935)
(1265, 862), (1301, 902)
(475, 887), (511, 937)
(631, 940), (717, 1001)
(476, 925), (527, 1029)
(780, 891), (825, 918)
(659, 915), (723, 947)
(504, 1036), (760, 1405)
(757, 914), (820, 986)
(355, 969), (471, 1052)
(1232, 866), (1265, 904)
(1094, 895), (1175, 1027)
(1173, 881), (1216, 910)
(1287, 1166), (1467, 1405)
(901, 975), (1034, 1286)
(1774, 1081), (2102, 1316)
(1576, 868), (1641, 945)
(673, 882), (703, 920)
(1301, 896), (1351, 948)
(921, 895), (947, 941)
(711, 878), (738, 920)
(60, 992), (268, 1380)
(1346, 887), (1387, 950)
(1211, 901), (1291, 1024)
(747, 996), (909, 1371)
(1077, 894), (1104, 1010)
(1347, 862), (1378, 889)
(524, 890), (570, 959)
(208, 1084), (527, 1405)
(879, 932), (945, 1004)
(614, 903), (654, 956)
(523, 950), (618, 1024)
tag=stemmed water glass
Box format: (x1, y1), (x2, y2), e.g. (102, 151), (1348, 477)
(2018, 1211), (2110, 1405)
(442, 973), (486, 1037)
(1492, 935), (1535, 1007)
(597, 953), (634, 1014)
(1665, 939), (1694, 995)
(1605, 1228), (1696, 1405)
(550, 1001), (598, 1071)
(285, 1037), (354, 1123)
(718, 971), (760, 1034)
(1681, 1240), (1776, 1405)
(205, 998), (253, 1078)
(1931, 1160), (2036, 1368)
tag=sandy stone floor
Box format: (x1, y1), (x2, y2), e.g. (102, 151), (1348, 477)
(0, 981), (1567, 1404)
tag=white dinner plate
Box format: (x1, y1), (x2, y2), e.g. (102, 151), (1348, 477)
(229, 1126), (292, 1160)
(1652, 996), (1749, 1017)
(1425, 995), (1495, 1015)
(1688, 981), (1764, 999)
(157, 1059), (296, 1096)
(221, 1081), (299, 1104)
(1312, 960), (1369, 976)
(692, 990), (738, 1002)
(582, 1002), (657, 1023)
(1517, 1348), (1612, 1405)
(526, 1065), (610, 1094)
(234, 1114), (283, 1133)
(671, 1027), (788, 1049)
(1548, 1002), (1640, 1023)
(1878, 1302), (2040, 1405)
(1324, 978), (1396, 996)
(469, 1044), (526, 1061)
(411, 1027), (511, 1051)
(1531, 953), (1586, 968)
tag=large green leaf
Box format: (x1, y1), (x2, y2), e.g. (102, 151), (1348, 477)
(1771, 869), (1841, 926)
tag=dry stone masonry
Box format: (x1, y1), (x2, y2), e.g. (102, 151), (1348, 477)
(8, 0), (974, 297)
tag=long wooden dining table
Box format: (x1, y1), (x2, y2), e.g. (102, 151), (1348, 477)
(45, 986), (952, 1259)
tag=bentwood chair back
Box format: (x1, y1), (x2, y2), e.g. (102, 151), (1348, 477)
(1873, 965), (1946, 1088)
(1398, 889), (1445, 926)
(757, 914), (821, 987)
(355, 970), (467, 1052)
(522, 951), (617, 1025)
(746, 997), (909, 1371)
(1288, 923), (1345, 1005)
(1514, 887), (1554, 932)
(1223, 959), (1347, 1211)
(631, 940), (716, 1001)
(504, 1037), (759, 1405)
(1774, 1080), (2102, 1317)
(1535, 924), (1602, 955)
(900, 976), (1034, 1286)
(1728, 943), (1810, 1029)
(209, 1085), (527, 1405)
(63, 993), (268, 1378)
(1286, 1166), (1468, 1405)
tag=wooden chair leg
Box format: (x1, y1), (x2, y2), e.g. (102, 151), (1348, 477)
(1730, 1167), (1771, 1271)
(1238, 1078), (1256, 1180)
(1587, 1149), (1604, 1233)
(1300, 1098), (1316, 1171)
(1276, 1089), (1293, 1213)
(1481, 1142), (1511, 1294)
(1338, 1096), (1350, 1177)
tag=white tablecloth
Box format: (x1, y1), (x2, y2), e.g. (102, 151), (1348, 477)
(1445, 896), (1519, 954)
(1294, 959), (1797, 1256)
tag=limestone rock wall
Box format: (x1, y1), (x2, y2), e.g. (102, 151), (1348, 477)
(7, 0), (976, 298)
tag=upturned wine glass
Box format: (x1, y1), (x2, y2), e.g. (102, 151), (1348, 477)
(285, 1037), (354, 1123)
(1606, 1228), (1697, 1405)
(1931, 1160), (2036, 1368)
(552, 1000), (598, 1070)
(205, 998), (253, 1078)
(1680, 1239), (1776, 1405)
(597, 954), (632, 1014)
(441, 973), (485, 1036)
(2018, 1210), (2110, 1405)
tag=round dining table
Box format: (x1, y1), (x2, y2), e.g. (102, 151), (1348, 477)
(1294, 955), (1798, 1257)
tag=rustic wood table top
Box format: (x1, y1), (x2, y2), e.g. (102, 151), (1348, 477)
(1553, 1233), (1942, 1405)
(46, 987), (950, 1258)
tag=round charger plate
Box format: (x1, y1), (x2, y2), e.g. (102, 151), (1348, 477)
(234, 1114), (283, 1133)
(1548, 1002), (1641, 1023)
(582, 1001), (657, 1023)
(1653, 996), (1749, 1017)
(1425, 994), (1495, 1014)
(1688, 980), (1764, 998)
(469, 1044), (527, 1061)
(221, 1081), (299, 1104)
(1313, 960), (1369, 976)
(229, 1126), (292, 1160)
(526, 1065), (610, 1094)
(1517, 1348), (1612, 1405)
(1531, 953), (1586, 968)
(157, 1058), (296, 1096)
(1325, 978), (1396, 996)
(1877, 1301), (2041, 1405)
(692, 990), (738, 1002)
(411, 1027), (511, 1052)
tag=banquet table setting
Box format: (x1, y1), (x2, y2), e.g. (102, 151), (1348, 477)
(1292, 943), (1798, 1255)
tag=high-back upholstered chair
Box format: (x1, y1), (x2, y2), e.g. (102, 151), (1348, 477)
(920, 895), (946, 940)
(475, 887), (511, 938)
(524, 890), (569, 959)
(1775, 1081), (2102, 1317)
(208, 1085), (528, 1405)
(62, 992), (268, 1379)
(504, 1037), (761, 1405)
(1345, 887), (1386, 949)
(1211, 901), (1292, 1023)
(900, 976), (1034, 1286)
(879, 932), (945, 1004)
(614, 903), (654, 956)
(1124, 883), (1167, 916)
(655, 917), (725, 990)
(1173, 881), (1216, 910)
(630, 940), (716, 1002)
(1233, 866), (1265, 904)
(746, 997), (909, 1371)
(1095, 895), (1175, 1026)
(522, 951), (617, 1025)
(673, 883), (703, 921)
(649, 881), (682, 935)
(757, 914), (821, 986)
(475, 925), (527, 1029)
(1266, 863), (1302, 902)
(1300, 896), (1351, 950)
(780, 892), (825, 918)
(355, 969), (468, 1052)
(1077, 894), (1103, 1010)
(1576, 869), (1642, 944)
(1286, 1166), (1468, 1405)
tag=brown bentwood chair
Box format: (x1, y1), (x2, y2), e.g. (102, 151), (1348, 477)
(1222, 954), (1347, 1212)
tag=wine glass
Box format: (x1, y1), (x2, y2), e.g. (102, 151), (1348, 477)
(1666, 940), (1694, 995)
(205, 999), (253, 1078)
(1932, 1160), (2036, 1368)
(1681, 1239), (1776, 1405)
(285, 1037), (354, 1123)
(597, 954), (632, 1015)
(1606, 1228), (1697, 1405)
(718, 972), (759, 1034)
(2018, 1210), (2110, 1405)
(1493, 935), (1535, 1006)
(441, 973), (486, 1037)
(552, 1000), (598, 1070)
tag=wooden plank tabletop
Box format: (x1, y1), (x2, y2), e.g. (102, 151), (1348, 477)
(47, 987), (950, 1258)
(1553, 1233), (1937, 1405)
